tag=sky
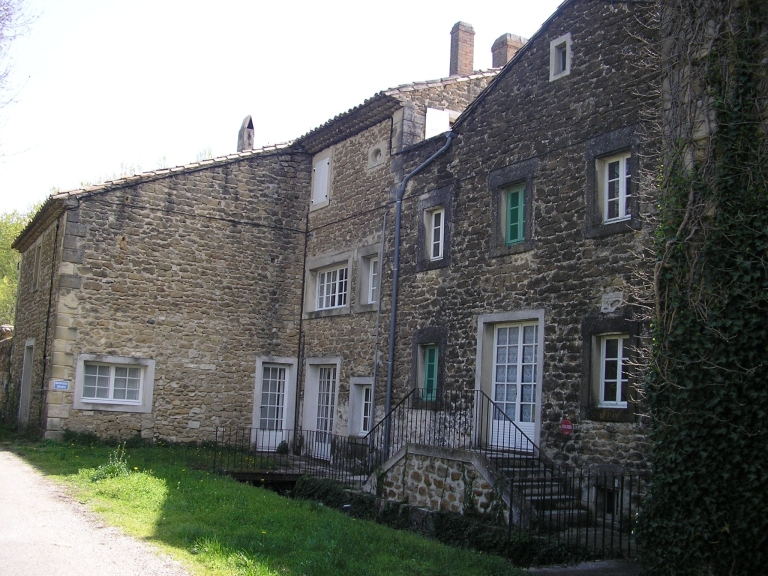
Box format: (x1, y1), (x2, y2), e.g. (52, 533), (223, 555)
(0, 0), (564, 215)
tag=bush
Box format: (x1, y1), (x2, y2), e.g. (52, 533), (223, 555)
(91, 443), (131, 482)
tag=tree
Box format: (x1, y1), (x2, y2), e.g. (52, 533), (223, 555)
(0, 0), (25, 108)
(0, 207), (33, 324)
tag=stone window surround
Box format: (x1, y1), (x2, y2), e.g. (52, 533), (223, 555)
(303, 250), (353, 319)
(416, 185), (452, 272)
(474, 308), (545, 445)
(488, 158), (537, 257)
(251, 356), (298, 432)
(410, 326), (448, 403)
(580, 315), (640, 423)
(354, 244), (383, 314)
(29, 240), (42, 291)
(73, 354), (155, 414)
(348, 376), (374, 437)
(584, 126), (641, 239)
(549, 32), (572, 82)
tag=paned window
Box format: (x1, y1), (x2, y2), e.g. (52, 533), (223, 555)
(549, 33), (572, 81)
(428, 208), (445, 261)
(602, 153), (631, 222)
(505, 185), (525, 245)
(493, 323), (538, 424)
(82, 363), (142, 403)
(316, 265), (348, 310)
(368, 258), (379, 304)
(600, 335), (629, 407)
(422, 345), (439, 401)
(259, 364), (286, 430)
(361, 385), (372, 433)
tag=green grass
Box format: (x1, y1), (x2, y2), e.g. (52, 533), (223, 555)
(1, 435), (527, 576)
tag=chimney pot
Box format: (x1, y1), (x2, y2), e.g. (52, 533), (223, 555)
(237, 115), (254, 152)
(492, 33), (525, 68)
(450, 21), (475, 76)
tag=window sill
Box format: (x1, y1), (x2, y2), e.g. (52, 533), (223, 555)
(352, 302), (378, 314)
(583, 218), (640, 239)
(304, 306), (351, 320)
(490, 238), (534, 258)
(583, 406), (634, 423)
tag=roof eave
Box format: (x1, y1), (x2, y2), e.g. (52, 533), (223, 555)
(12, 196), (67, 252)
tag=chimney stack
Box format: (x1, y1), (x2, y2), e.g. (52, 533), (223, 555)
(450, 22), (475, 76)
(492, 33), (525, 68)
(237, 115), (254, 152)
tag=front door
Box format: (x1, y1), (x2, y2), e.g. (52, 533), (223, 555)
(18, 343), (34, 427)
(490, 323), (538, 451)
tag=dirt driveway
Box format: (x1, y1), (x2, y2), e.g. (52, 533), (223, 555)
(0, 448), (191, 576)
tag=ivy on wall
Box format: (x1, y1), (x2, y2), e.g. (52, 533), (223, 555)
(638, 1), (768, 574)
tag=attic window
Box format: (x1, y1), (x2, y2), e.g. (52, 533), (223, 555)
(549, 33), (572, 81)
(425, 108), (461, 139)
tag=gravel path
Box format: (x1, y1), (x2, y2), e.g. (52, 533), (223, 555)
(0, 448), (191, 576)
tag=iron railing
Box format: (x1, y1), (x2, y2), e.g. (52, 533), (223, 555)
(213, 388), (642, 559)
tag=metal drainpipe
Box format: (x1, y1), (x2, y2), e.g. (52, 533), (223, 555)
(383, 131), (455, 456)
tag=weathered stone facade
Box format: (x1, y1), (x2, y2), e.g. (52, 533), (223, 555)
(9, 0), (657, 481)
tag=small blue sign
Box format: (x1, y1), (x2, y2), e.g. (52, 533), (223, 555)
(53, 380), (69, 391)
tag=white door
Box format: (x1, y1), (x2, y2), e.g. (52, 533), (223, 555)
(253, 364), (290, 450)
(18, 343), (34, 426)
(491, 323), (538, 451)
(313, 366), (336, 460)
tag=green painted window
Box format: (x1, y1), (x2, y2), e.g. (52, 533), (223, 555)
(423, 345), (438, 401)
(505, 186), (525, 245)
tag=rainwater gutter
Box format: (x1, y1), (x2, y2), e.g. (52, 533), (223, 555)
(383, 131), (455, 448)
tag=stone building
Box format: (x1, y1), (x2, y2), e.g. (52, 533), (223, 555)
(9, 0), (656, 479)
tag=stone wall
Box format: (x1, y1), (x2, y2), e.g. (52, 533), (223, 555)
(22, 151), (309, 441)
(10, 217), (64, 432)
(385, 0), (658, 472)
(370, 445), (507, 518)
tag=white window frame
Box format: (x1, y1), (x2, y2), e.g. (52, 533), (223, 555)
(598, 152), (632, 223)
(549, 32), (572, 81)
(367, 257), (379, 304)
(252, 356), (297, 432)
(599, 334), (629, 408)
(304, 251), (353, 318)
(74, 354), (155, 413)
(427, 207), (445, 261)
(315, 264), (349, 310)
(349, 376), (374, 436)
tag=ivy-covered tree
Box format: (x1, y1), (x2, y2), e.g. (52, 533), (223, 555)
(638, 1), (768, 574)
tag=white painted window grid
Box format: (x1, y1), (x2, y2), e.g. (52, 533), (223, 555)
(368, 257), (379, 304)
(602, 152), (632, 223)
(82, 362), (142, 403)
(492, 322), (538, 423)
(259, 364), (286, 430)
(428, 207), (445, 261)
(600, 334), (629, 407)
(316, 366), (337, 437)
(361, 385), (373, 433)
(316, 265), (348, 310)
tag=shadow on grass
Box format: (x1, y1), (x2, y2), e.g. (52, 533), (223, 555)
(2, 433), (522, 576)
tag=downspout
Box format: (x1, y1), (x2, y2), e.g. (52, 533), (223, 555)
(38, 212), (62, 431)
(383, 131), (455, 452)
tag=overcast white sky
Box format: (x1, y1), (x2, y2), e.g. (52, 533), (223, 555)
(0, 0), (564, 214)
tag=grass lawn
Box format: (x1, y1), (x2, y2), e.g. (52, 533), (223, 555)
(1, 434), (528, 576)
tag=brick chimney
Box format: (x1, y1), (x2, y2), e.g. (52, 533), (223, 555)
(237, 115), (254, 152)
(492, 33), (525, 68)
(450, 22), (475, 76)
